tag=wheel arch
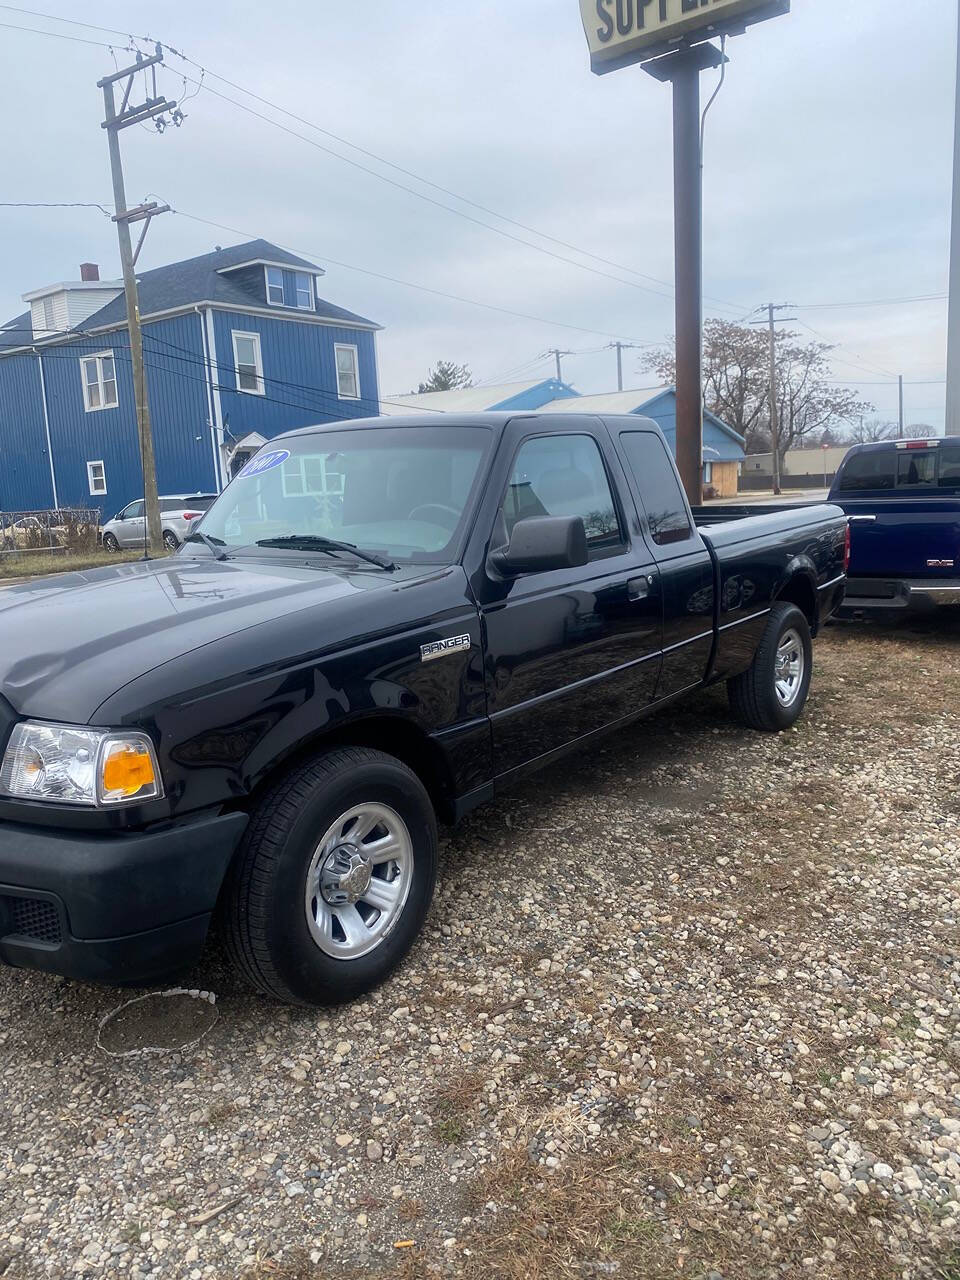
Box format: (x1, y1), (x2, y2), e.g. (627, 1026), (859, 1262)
(774, 564), (818, 634)
(246, 714), (458, 824)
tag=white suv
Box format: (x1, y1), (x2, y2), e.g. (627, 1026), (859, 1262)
(101, 494), (218, 552)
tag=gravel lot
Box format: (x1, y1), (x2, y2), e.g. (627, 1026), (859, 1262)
(0, 618), (957, 1280)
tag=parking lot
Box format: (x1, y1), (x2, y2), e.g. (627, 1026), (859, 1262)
(0, 618), (956, 1280)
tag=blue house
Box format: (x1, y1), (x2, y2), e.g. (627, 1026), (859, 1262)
(383, 381), (745, 496)
(0, 240), (381, 515)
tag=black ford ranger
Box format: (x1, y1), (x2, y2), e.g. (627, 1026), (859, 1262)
(0, 414), (847, 1004)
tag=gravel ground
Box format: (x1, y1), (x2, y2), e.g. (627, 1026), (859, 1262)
(0, 617), (957, 1280)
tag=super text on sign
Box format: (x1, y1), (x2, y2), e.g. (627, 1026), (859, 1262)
(580, 0), (789, 72)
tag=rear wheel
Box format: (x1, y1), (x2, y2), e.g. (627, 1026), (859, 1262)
(727, 602), (813, 732)
(162, 530), (179, 552)
(223, 747), (438, 1005)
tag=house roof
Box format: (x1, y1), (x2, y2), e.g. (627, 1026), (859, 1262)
(0, 311), (32, 353)
(378, 378), (573, 416)
(83, 239), (378, 330)
(537, 384), (746, 448)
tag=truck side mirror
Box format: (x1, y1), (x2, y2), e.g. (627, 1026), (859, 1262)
(490, 515), (589, 576)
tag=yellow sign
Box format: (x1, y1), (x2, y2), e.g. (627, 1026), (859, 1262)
(581, 0), (788, 72)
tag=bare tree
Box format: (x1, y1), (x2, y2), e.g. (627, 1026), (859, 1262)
(844, 417), (898, 443)
(643, 320), (872, 460)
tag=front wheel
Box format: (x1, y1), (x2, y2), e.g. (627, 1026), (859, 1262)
(222, 747), (438, 1005)
(727, 602), (813, 732)
(102, 532), (119, 553)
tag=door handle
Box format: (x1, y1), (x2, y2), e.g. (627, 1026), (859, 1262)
(848, 515), (877, 524)
(628, 572), (657, 601)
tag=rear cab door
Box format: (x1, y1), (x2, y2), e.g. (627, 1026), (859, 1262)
(611, 422), (716, 697)
(831, 441), (960, 581)
(467, 416), (663, 780)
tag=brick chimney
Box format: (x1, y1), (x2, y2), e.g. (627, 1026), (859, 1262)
(79, 262), (100, 282)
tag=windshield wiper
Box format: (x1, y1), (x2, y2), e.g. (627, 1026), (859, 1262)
(184, 529), (229, 561)
(255, 535), (396, 571)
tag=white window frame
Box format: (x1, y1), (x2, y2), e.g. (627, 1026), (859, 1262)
(281, 454), (345, 499)
(294, 271), (313, 311)
(80, 351), (118, 413)
(334, 343), (361, 401)
(231, 330), (265, 396)
(86, 460), (106, 496)
(264, 266), (284, 306)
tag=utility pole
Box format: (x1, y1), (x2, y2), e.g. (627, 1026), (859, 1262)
(98, 47), (178, 557)
(606, 341), (642, 392)
(753, 303), (796, 495)
(947, 0), (960, 436)
(898, 374), (905, 440)
(542, 348), (574, 382)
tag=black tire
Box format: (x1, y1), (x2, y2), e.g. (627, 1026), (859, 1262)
(162, 530), (179, 552)
(727, 602), (813, 732)
(102, 533), (119, 552)
(222, 747), (438, 1005)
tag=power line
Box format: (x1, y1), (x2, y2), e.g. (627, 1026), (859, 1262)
(163, 206), (656, 344)
(0, 201), (114, 214)
(794, 293), (947, 310)
(0, 17), (125, 49)
(0, 4), (152, 41)
(0, 4), (750, 315)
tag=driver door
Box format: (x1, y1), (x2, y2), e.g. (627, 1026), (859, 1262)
(115, 500), (145, 547)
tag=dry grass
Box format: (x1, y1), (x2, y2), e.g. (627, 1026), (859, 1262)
(0, 548), (161, 579)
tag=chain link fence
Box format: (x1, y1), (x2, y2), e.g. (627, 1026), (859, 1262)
(0, 509), (100, 559)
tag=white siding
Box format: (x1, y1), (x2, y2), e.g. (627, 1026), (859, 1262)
(64, 286), (122, 328)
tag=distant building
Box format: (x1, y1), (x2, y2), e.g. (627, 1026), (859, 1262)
(743, 445), (850, 489)
(383, 381), (746, 497)
(0, 239), (381, 514)
(378, 377), (578, 416)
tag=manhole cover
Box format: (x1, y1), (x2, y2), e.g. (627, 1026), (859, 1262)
(96, 988), (218, 1059)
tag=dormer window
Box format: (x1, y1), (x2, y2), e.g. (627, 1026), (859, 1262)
(264, 266), (313, 311)
(266, 266), (284, 306)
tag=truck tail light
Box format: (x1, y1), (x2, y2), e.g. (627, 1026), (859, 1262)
(843, 522), (851, 574)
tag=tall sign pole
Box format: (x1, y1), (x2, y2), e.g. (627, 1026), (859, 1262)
(947, 2), (960, 438)
(98, 48), (178, 557)
(578, 0), (790, 505)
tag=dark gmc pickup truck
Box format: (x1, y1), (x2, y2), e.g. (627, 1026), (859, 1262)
(825, 437), (960, 616)
(0, 414), (847, 1005)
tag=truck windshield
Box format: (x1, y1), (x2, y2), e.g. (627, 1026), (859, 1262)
(196, 424), (493, 564)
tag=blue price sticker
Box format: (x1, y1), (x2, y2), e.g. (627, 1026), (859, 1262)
(238, 448), (290, 478)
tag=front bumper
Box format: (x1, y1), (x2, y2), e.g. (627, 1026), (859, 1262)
(839, 578), (960, 615)
(0, 809), (248, 985)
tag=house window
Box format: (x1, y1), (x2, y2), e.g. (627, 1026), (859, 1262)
(80, 352), (118, 412)
(281, 453), (344, 499)
(232, 331), (264, 395)
(265, 266), (284, 306)
(295, 272), (313, 310)
(335, 344), (360, 400)
(87, 460), (106, 496)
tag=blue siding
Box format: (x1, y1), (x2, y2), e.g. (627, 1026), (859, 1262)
(0, 353), (53, 510)
(633, 390), (745, 464)
(490, 379), (577, 412)
(210, 310), (379, 441)
(38, 313), (214, 518)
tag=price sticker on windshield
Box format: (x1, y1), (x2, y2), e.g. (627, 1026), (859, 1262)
(239, 449), (290, 478)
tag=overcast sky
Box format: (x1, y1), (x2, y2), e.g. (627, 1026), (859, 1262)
(0, 0), (954, 431)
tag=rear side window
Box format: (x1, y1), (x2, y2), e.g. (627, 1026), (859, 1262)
(502, 434), (622, 552)
(896, 451), (937, 488)
(940, 447), (960, 487)
(618, 431), (692, 547)
(834, 451), (895, 492)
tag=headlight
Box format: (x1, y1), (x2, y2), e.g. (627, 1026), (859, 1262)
(0, 722), (164, 807)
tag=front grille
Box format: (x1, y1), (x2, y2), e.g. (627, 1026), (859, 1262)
(1, 895), (62, 945)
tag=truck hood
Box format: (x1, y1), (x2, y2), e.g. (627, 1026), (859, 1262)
(0, 555), (431, 723)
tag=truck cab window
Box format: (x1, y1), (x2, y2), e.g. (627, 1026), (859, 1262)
(618, 431), (692, 547)
(834, 451), (895, 492)
(939, 447), (960, 487)
(896, 451), (936, 488)
(502, 434), (622, 553)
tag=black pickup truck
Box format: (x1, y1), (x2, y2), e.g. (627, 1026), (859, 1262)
(0, 414), (847, 1004)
